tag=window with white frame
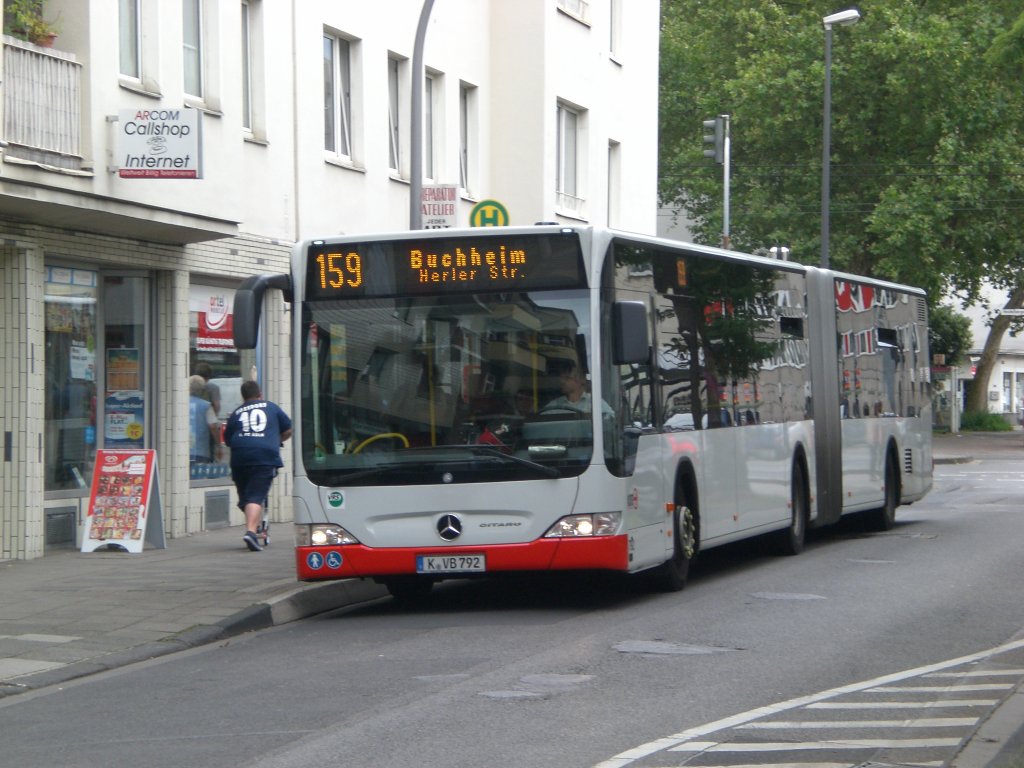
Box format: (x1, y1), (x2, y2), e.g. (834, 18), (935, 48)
(459, 82), (475, 193)
(183, 0), (204, 98)
(609, 0), (621, 58)
(119, 0), (140, 78)
(423, 70), (445, 182)
(240, 0), (266, 138)
(607, 140), (620, 227)
(120, 0), (161, 95)
(557, 0), (590, 23)
(324, 33), (353, 158)
(424, 72), (435, 180)
(241, 0), (253, 130)
(388, 56), (403, 174)
(556, 101), (585, 212)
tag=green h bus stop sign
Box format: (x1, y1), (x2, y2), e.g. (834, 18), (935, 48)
(469, 199), (509, 227)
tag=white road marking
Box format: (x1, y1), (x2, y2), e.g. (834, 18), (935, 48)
(593, 637), (1024, 768)
(737, 717), (977, 729)
(808, 699), (997, 709)
(925, 669), (1024, 678)
(668, 738), (963, 751)
(867, 683), (1012, 693)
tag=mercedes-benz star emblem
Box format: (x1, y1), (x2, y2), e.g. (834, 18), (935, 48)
(436, 514), (462, 541)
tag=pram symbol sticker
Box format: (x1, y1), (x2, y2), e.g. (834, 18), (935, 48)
(306, 552), (325, 570)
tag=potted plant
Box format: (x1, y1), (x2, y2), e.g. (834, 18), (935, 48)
(4, 0), (60, 46)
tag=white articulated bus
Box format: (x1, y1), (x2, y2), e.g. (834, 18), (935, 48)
(233, 225), (932, 598)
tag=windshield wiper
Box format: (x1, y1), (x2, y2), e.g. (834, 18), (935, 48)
(403, 444), (561, 478)
(461, 445), (561, 478)
(320, 446), (562, 484)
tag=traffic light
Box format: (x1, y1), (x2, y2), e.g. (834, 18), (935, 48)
(703, 116), (724, 164)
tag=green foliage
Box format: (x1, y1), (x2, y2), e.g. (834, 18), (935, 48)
(3, 0), (59, 44)
(959, 409), (1013, 431)
(928, 305), (973, 367)
(659, 1), (1024, 305)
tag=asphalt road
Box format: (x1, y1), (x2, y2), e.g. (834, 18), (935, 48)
(2, 454), (1023, 768)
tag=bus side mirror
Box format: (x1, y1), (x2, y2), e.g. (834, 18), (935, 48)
(233, 273), (292, 350)
(612, 301), (649, 365)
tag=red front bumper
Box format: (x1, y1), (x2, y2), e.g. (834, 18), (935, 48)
(295, 535), (629, 581)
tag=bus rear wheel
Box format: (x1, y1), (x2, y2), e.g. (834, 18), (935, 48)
(867, 453), (899, 531)
(650, 500), (696, 592)
(776, 460), (808, 556)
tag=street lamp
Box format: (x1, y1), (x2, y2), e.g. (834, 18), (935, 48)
(820, 8), (860, 269)
(409, 0), (436, 230)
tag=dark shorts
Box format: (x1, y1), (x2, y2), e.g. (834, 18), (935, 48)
(231, 465), (277, 510)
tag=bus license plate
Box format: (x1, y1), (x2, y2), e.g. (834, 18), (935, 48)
(416, 554), (486, 573)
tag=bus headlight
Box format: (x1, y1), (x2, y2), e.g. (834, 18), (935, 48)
(543, 512), (621, 538)
(295, 524), (359, 546)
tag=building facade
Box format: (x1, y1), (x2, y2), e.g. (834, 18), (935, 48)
(0, 0), (660, 559)
(951, 285), (1024, 423)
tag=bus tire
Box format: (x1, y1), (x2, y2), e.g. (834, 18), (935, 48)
(650, 496), (696, 592)
(776, 459), (808, 556)
(867, 451), (899, 531)
(384, 576), (434, 601)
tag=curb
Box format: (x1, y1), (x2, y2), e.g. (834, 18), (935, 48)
(952, 685), (1024, 768)
(935, 456), (975, 465)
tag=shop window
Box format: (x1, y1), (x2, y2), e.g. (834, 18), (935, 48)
(103, 275), (149, 451)
(45, 267), (99, 492)
(189, 284), (255, 482)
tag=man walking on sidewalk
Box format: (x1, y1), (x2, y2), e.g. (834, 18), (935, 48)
(224, 381), (292, 551)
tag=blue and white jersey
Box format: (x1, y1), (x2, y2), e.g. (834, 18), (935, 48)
(225, 399), (292, 468)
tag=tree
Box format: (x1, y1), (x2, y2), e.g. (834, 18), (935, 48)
(962, 285), (1024, 412)
(660, 1), (1024, 405)
(961, 8), (1024, 413)
(928, 305), (973, 368)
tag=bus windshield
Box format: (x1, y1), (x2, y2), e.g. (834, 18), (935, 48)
(300, 289), (595, 486)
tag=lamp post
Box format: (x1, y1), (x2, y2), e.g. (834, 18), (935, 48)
(409, 0), (436, 230)
(820, 8), (860, 269)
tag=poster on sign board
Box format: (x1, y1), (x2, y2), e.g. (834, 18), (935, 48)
(82, 449), (166, 553)
(189, 285), (236, 353)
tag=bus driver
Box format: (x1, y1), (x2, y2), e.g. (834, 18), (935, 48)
(545, 361), (613, 416)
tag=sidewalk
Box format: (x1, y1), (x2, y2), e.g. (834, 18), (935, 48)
(0, 525), (387, 698)
(1, 431), (1022, 768)
(932, 426), (1024, 464)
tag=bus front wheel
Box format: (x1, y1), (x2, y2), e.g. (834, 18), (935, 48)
(650, 499), (696, 592)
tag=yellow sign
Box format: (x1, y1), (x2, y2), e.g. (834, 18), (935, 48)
(469, 200), (509, 227)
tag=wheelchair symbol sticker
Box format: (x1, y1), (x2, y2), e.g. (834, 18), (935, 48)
(306, 552), (324, 570)
(326, 551), (343, 569)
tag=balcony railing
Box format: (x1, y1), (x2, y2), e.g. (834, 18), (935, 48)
(2, 35), (82, 169)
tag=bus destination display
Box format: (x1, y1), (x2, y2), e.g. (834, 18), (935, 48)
(305, 233), (586, 299)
